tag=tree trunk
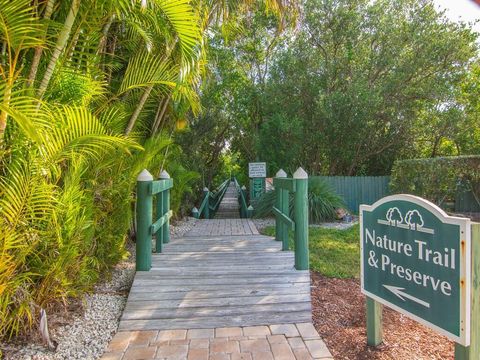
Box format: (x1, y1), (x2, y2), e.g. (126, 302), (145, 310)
(124, 85), (153, 135)
(97, 15), (114, 55)
(27, 0), (56, 88)
(431, 136), (441, 158)
(150, 96), (166, 135)
(1, 41), (6, 66)
(0, 84), (12, 141)
(106, 32), (117, 85)
(151, 95), (170, 135)
(37, 0), (81, 100)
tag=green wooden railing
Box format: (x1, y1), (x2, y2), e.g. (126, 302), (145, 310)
(273, 167), (309, 270)
(192, 179), (230, 219)
(233, 177), (252, 218)
(136, 169), (173, 271)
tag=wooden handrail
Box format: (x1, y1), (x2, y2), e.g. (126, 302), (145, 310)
(136, 169), (173, 271)
(273, 168), (309, 270)
(193, 178), (230, 219)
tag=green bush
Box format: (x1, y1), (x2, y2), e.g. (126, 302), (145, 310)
(253, 178), (345, 223)
(390, 156), (480, 208)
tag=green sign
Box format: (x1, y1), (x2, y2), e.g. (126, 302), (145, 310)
(250, 177), (265, 200)
(361, 194), (471, 345)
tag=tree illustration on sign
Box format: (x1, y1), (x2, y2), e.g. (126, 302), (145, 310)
(386, 207), (403, 226)
(406, 210), (424, 230)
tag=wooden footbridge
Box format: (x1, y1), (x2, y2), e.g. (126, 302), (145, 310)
(103, 169), (333, 359)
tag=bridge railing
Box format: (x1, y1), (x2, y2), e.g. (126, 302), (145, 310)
(192, 179), (230, 219)
(136, 169), (173, 271)
(273, 168), (309, 270)
(233, 177), (251, 218)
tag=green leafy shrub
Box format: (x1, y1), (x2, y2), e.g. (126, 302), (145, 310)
(390, 156), (480, 208)
(253, 178), (345, 223)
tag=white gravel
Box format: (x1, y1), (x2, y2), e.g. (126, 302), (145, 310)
(1, 217), (196, 360)
(252, 217), (358, 232)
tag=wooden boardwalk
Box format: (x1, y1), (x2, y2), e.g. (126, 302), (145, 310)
(214, 182), (241, 219)
(119, 219), (312, 331)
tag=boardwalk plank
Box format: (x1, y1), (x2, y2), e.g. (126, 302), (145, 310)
(118, 217), (312, 331)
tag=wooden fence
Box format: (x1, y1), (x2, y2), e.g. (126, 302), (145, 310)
(313, 176), (390, 213)
(455, 190), (480, 212)
(315, 176), (479, 214)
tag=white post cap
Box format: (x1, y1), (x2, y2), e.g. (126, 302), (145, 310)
(192, 207), (198, 212)
(203, 187), (209, 192)
(160, 170), (170, 179)
(293, 167), (308, 179)
(241, 185), (247, 190)
(247, 205), (254, 210)
(137, 169), (153, 181)
(276, 169), (287, 178)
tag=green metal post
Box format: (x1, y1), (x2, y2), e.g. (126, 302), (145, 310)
(454, 223), (480, 359)
(247, 205), (254, 218)
(293, 167), (309, 270)
(203, 187), (210, 219)
(275, 169), (287, 243)
(155, 190), (164, 253)
(136, 169), (153, 271)
(366, 297), (383, 346)
(160, 170), (171, 244)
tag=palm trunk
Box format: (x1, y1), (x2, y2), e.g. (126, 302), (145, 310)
(151, 96), (166, 135)
(97, 15), (114, 56)
(27, 0), (56, 88)
(106, 33), (117, 85)
(151, 95), (170, 135)
(1, 42), (6, 66)
(124, 85), (153, 135)
(0, 84), (12, 141)
(37, 0), (81, 100)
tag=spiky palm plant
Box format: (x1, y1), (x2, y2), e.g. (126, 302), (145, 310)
(253, 178), (346, 223)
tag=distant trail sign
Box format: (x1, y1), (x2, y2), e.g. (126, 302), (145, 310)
(360, 194), (471, 345)
(248, 162), (266, 178)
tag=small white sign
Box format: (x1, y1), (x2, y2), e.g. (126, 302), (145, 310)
(249, 162), (266, 178)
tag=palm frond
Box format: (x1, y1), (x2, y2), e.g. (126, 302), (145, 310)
(118, 51), (177, 94)
(38, 105), (141, 164)
(0, 0), (44, 51)
(153, 0), (201, 58)
(0, 86), (43, 143)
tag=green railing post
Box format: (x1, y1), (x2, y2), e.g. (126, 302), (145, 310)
(241, 185), (247, 217)
(160, 170), (171, 244)
(203, 187), (210, 219)
(247, 205), (254, 218)
(136, 169), (153, 271)
(192, 206), (199, 219)
(275, 169), (287, 245)
(293, 167), (309, 270)
(155, 183), (164, 253)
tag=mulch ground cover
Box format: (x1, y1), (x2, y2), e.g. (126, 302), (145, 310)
(311, 272), (454, 359)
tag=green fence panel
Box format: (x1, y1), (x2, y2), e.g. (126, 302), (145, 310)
(315, 176), (390, 213)
(455, 191), (480, 212)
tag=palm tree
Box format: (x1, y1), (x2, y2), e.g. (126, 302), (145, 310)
(36, 0), (81, 100)
(0, 0), (44, 141)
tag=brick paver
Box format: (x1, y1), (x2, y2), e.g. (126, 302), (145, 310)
(243, 326), (271, 337)
(101, 323), (333, 359)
